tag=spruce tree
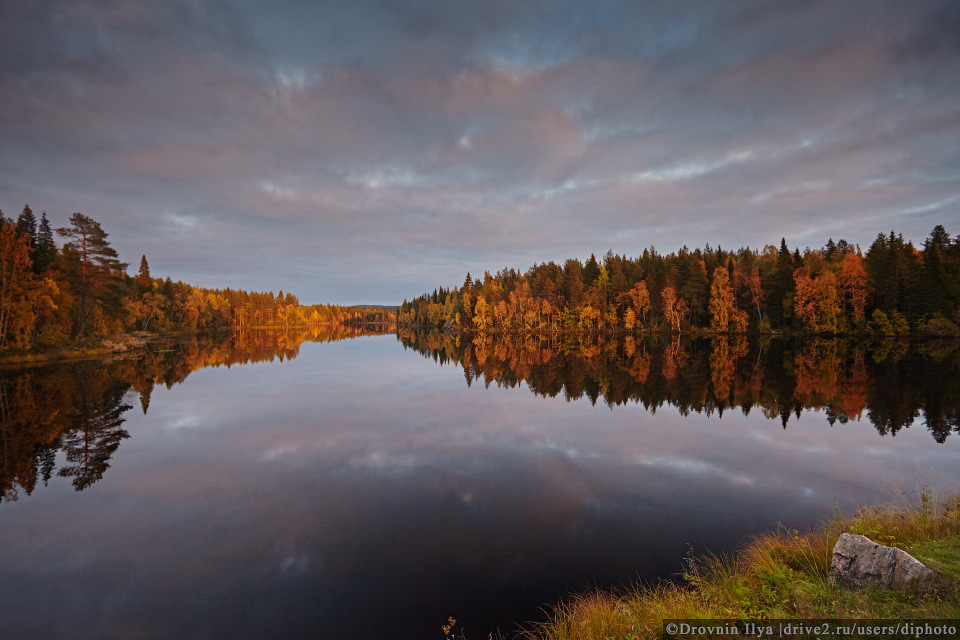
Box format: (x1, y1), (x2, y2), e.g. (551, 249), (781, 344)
(921, 225), (950, 316)
(765, 238), (796, 328)
(34, 212), (57, 274)
(136, 255), (152, 293)
(15, 205), (37, 250)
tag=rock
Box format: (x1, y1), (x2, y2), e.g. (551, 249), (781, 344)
(829, 533), (934, 591)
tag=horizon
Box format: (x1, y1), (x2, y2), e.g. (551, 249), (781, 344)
(2, 1), (958, 305)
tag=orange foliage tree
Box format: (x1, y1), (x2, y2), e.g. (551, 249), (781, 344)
(838, 252), (868, 322)
(0, 224), (37, 348)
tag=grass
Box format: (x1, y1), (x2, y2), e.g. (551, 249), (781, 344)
(518, 490), (960, 640)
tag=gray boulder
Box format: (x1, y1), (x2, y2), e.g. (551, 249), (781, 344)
(829, 533), (934, 590)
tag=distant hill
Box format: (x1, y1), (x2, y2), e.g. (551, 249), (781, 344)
(349, 304), (399, 312)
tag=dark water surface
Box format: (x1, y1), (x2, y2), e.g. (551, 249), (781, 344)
(1, 330), (958, 639)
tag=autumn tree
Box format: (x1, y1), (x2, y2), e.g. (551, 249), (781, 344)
(794, 269), (840, 333)
(815, 270), (841, 333)
(627, 281), (651, 324)
(709, 266), (736, 332)
(0, 223), (37, 347)
(734, 261), (764, 323)
(597, 265), (610, 310)
(838, 252), (868, 323)
(661, 285), (687, 334)
(125, 291), (167, 331)
(473, 295), (492, 331)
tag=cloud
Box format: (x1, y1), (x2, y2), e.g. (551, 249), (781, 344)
(1, 0), (958, 303)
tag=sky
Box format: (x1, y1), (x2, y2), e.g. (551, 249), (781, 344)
(1, 0), (958, 305)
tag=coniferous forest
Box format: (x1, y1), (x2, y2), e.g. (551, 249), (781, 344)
(399, 226), (960, 337)
(0, 205), (394, 353)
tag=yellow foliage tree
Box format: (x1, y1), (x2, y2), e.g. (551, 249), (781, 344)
(709, 266), (736, 332)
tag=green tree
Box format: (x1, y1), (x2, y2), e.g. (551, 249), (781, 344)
(865, 231), (918, 317)
(33, 213), (57, 274)
(767, 238), (795, 327)
(57, 374), (132, 491)
(920, 225), (951, 317)
(15, 205), (37, 250)
(583, 253), (600, 285)
(679, 252), (709, 326)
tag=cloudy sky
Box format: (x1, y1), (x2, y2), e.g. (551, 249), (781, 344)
(1, 0), (958, 304)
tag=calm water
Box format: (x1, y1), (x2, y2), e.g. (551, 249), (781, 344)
(1, 330), (958, 639)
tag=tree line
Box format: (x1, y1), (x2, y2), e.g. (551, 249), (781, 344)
(398, 226), (960, 337)
(0, 205), (394, 351)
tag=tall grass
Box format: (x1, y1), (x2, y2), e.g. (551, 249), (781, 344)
(517, 491), (960, 640)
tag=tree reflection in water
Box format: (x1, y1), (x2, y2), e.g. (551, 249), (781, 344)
(398, 329), (960, 442)
(3, 327), (956, 502)
(0, 325), (391, 502)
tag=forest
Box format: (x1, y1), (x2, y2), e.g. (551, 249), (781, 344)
(0, 205), (394, 352)
(398, 226), (960, 337)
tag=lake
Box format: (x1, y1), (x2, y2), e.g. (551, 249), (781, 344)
(1, 329), (958, 639)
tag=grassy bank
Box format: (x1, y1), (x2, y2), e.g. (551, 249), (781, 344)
(520, 490), (960, 640)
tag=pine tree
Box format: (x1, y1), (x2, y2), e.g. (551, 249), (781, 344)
(56, 213), (128, 338)
(563, 259), (584, 308)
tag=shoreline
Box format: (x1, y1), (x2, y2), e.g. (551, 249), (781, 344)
(0, 323), (395, 368)
(517, 492), (960, 640)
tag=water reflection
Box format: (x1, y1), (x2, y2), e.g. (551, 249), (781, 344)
(4, 327), (955, 505)
(0, 328), (958, 639)
(0, 325), (391, 502)
(398, 329), (960, 442)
